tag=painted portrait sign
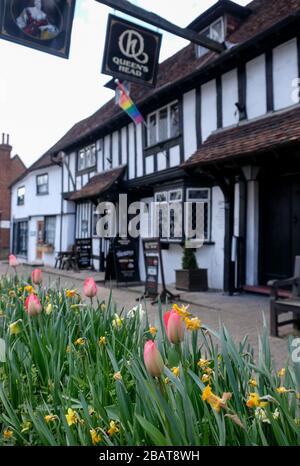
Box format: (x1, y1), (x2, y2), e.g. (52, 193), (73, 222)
(0, 0), (76, 58)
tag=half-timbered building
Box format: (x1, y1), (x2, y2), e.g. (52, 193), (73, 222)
(10, 0), (300, 292)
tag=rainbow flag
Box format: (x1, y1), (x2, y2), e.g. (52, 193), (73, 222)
(115, 80), (145, 125)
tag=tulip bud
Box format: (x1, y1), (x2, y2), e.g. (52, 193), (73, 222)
(164, 310), (184, 344)
(83, 277), (97, 298)
(31, 268), (43, 285)
(144, 341), (164, 377)
(9, 254), (19, 268)
(25, 294), (42, 316)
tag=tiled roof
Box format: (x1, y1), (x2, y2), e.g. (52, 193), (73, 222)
(184, 105), (300, 166)
(24, 0), (300, 173)
(69, 166), (126, 201)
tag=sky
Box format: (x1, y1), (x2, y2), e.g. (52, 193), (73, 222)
(0, 0), (250, 167)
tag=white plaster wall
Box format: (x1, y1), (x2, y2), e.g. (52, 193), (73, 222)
(104, 135), (111, 171)
(121, 127), (127, 166)
(136, 124), (143, 177)
(169, 145), (181, 168)
(201, 79), (217, 142)
(97, 139), (104, 173)
(273, 38), (298, 111)
(157, 151), (167, 171)
(145, 155), (154, 174)
(128, 124), (135, 179)
(183, 89), (197, 159)
(222, 69), (238, 127)
(112, 131), (119, 168)
(246, 54), (267, 119)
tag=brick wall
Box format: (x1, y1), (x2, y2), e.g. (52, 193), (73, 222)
(0, 135), (26, 259)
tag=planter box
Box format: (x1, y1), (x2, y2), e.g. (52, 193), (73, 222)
(175, 269), (208, 292)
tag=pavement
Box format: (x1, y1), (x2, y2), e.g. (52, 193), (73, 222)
(1, 261), (299, 368)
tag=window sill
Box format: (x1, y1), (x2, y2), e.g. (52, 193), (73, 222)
(36, 192), (49, 196)
(76, 166), (97, 176)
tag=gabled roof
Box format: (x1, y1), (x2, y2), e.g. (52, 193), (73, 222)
(69, 166), (126, 201)
(19, 0), (300, 178)
(184, 105), (300, 166)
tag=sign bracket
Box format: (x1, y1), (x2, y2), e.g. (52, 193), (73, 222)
(95, 0), (225, 53)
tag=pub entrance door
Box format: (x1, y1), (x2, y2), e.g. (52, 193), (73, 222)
(260, 175), (300, 284)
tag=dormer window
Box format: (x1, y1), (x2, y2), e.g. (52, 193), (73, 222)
(197, 17), (225, 58)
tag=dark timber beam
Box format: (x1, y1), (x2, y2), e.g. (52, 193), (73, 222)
(95, 0), (225, 53)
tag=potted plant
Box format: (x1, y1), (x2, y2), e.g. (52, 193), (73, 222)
(175, 246), (208, 292)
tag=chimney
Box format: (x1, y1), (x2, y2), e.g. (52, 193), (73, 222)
(0, 133), (12, 159)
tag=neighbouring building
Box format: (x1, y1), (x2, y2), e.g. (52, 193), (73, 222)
(0, 134), (26, 259)
(10, 0), (300, 293)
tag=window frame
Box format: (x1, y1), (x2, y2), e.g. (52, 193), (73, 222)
(146, 100), (180, 148)
(44, 215), (56, 246)
(36, 173), (49, 196)
(186, 188), (211, 242)
(77, 143), (97, 173)
(17, 186), (25, 206)
(196, 17), (225, 58)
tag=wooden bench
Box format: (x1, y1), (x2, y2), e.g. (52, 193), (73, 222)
(269, 256), (300, 337)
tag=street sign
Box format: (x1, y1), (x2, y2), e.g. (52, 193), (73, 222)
(0, 0), (76, 59)
(102, 14), (162, 87)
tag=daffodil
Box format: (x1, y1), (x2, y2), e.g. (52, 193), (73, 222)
(201, 374), (211, 384)
(65, 408), (78, 426)
(9, 319), (22, 335)
(74, 337), (85, 346)
(164, 377), (170, 385)
(24, 285), (34, 294)
(171, 367), (180, 377)
(184, 317), (201, 331)
(3, 428), (13, 439)
(278, 368), (286, 378)
(248, 379), (257, 387)
(172, 303), (191, 319)
(100, 303), (106, 312)
(9, 290), (16, 298)
(149, 326), (157, 336)
(107, 420), (119, 437)
(99, 336), (106, 346)
(45, 303), (52, 315)
(44, 414), (58, 423)
(255, 407), (270, 424)
(246, 393), (268, 408)
(273, 408), (280, 420)
(204, 367), (213, 375)
(202, 385), (232, 412)
(21, 421), (32, 433)
(90, 429), (102, 445)
(276, 386), (288, 394)
(113, 371), (122, 381)
(197, 358), (210, 368)
(112, 314), (123, 329)
(66, 289), (77, 298)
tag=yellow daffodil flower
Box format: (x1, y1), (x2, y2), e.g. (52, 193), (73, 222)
(65, 408), (78, 426)
(184, 317), (201, 331)
(204, 367), (213, 375)
(90, 429), (102, 445)
(74, 338), (85, 346)
(21, 421), (32, 433)
(255, 407), (270, 424)
(45, 303), (52, 315)
(112, 314), (123, 329)
(149, 326), (157, 336)
(278, 368), (286, 378)
(276, 387), (288, 394)
(113, 372), (122, 381)
(9, 290), (16, 298)
(66, 289), (77, 298)
(164, 377), (170, 385)
(24, 285), (34, 294)
(248, 379), (257, 387)
(197, 358), (210, 368)
(107, 420), (119, 437)
(44, 414), (58, 423)
(202, 385), (232, 412)
(9, 319), (22, 335)
(88, 408), (96, 416)
(172, 303), (191, 319)
(3, 428), (13, 439)
(246, 393), (268, 409)
(99, 336), (106, 346)
(171, 367), (180, 377)
(100, 303), (106, 312)
(201, 374), (211, 384)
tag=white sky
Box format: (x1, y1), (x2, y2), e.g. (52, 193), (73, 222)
(0, 0), (250, 167)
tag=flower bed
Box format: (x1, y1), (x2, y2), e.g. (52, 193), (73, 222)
(0, 272), (299, 446)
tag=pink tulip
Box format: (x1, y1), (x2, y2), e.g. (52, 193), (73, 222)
(9, 254), (19, 268)
(25, 294), (42, 316)
(31, 268), (42, 285)
(83, 277), (97, 298)
(144, 341), (164, 377)
(164, 310), (184, 344)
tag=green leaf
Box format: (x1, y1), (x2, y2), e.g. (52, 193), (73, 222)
(136, 415), (169, 446)
(0, 338), (6, 362)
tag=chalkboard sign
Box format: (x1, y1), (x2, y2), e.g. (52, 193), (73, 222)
(112, 237), (140, 285)
(143, 239), (161, 297)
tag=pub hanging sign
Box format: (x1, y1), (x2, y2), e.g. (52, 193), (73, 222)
(102, 14), (162, 87)
(0, 0), (76, 59)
